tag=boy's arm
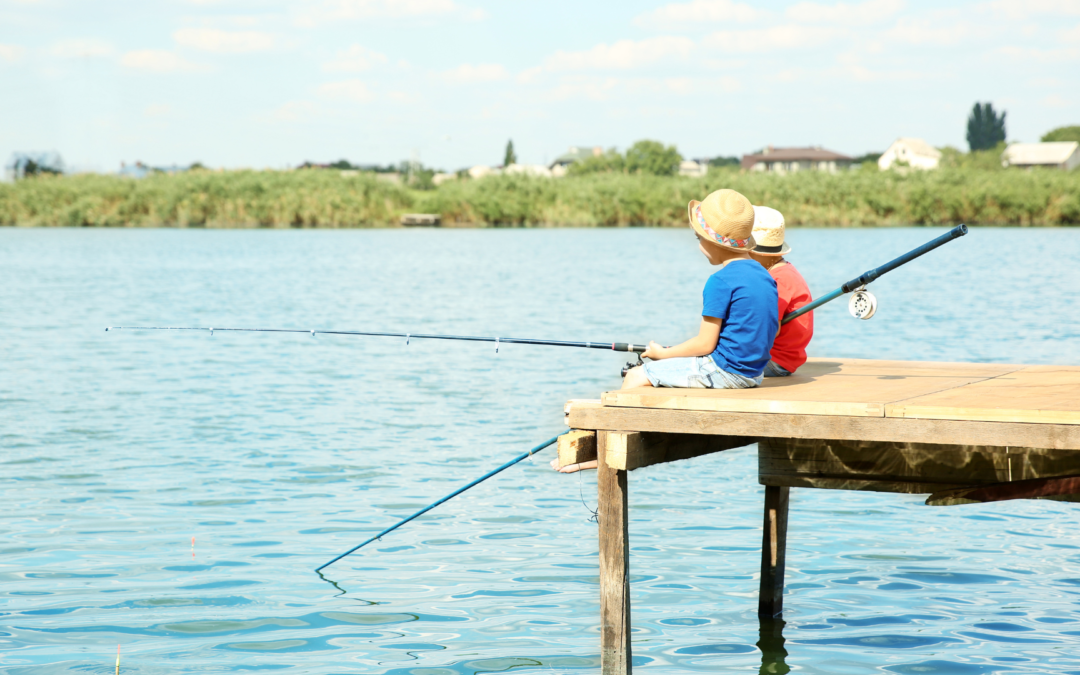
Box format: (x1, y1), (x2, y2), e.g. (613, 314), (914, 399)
(643, 317), (721, 360)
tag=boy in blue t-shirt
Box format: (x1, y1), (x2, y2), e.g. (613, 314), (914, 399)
(623, 188), (778, 390)
(553, 189), (779, 473)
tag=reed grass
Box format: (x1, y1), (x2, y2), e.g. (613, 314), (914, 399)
(2, 166), (1077, 227)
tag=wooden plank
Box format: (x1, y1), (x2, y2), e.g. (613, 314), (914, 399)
(759, 486), (789, 619)
(598, 431), (632, 675)
(557, 430), (597, 467)
(566, 400), (1080, 451)
(889, 365), (1080, 425)
(601, 358), (1021, 418)
(927, 476), (1080, 506)
(758, 438), (1080, 494)
(604, 432), (753, 471)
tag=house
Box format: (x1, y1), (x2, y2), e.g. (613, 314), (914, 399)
(504, 163), (553, 178)
(741, 146), (853, 174)
(1002, 142), (1080, 171)
(878, 138), (942, 171)
(550, 146), (603, 169)
(678, 160), (708, 177)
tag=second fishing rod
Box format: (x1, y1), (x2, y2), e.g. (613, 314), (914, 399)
(107, 225), (967, 358)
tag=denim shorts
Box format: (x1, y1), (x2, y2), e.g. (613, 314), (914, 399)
(642, 356), (762, 389)
(763, 360), (792, 377)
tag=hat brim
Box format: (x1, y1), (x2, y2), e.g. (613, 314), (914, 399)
(687, 200), (756, 252)
(750, 241), (792, 256)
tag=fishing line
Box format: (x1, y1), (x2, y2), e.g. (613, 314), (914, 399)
(578, 470), (600, 524)
(315, 434), (560, 571)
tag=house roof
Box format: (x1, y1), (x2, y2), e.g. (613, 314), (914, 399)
(887, 137), (942, 159)
(1003, 142), (1079, 166)
(741, 146), (853, 169)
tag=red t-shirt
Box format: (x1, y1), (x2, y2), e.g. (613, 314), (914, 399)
(769, 263), (813, 373)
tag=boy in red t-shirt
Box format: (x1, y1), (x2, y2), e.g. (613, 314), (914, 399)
(750, 206), (813, 376)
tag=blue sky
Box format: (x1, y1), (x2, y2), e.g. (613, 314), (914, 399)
(1, 0), (1077, 172)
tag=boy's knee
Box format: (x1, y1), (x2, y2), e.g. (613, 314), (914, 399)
(622, 365), (653, 390)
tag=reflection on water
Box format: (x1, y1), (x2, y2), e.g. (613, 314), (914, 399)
(758, 617), (790, 675)
(3, 227), (1080, 674)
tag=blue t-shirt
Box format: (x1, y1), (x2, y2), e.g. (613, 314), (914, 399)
(702, 259), (779, 378)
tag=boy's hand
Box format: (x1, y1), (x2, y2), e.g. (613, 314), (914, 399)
(641, 341), (665, 360)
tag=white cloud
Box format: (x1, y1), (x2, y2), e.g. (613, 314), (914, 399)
(997, 44), (1079, 60)
(144, 104), (171, 117)
(269, 100), (318, 121)
(886, 17), (971, 44)
(0, 44), (24, 62)
(317, 78), (374, 101)
(546, 76), (621, 102)
(664, 75), (742, 94)
(1043, 93), (1071, 106)
(1062, 23), (1080, 41)
(50, 38), (115, 58)
(984, 0), (1080, 19)
(173, 28), (276, 53)
(441, 63), (507, 83)
(633, 0), (761, 27)
(786, 0), (905, 25)
(704, 24), (845, 51)
(120, 50), (207, 72)
(296, 0), (484, 24)
(321, 44), (388, 72)
(544, 36), (695, 71)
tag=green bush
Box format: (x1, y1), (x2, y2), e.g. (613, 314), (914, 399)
(2, 165), (1078, 227)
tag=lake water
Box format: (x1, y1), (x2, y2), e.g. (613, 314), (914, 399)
(2, 226), (1080, 675)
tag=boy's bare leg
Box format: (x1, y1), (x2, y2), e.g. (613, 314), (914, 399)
(621, 365), (653, 390)
(552, 366), (653, 474)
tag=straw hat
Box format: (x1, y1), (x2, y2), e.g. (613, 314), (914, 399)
(687, 189), (756, 252)
(751, 205), (790, 256)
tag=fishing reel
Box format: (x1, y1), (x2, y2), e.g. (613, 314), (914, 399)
(848, 286), (877, 320)
(621, 354), (645, 378)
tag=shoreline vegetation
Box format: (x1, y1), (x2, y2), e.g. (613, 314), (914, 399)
(2, 166), (1078, 228)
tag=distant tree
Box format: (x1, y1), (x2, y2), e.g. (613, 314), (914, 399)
(851, 152), (883, 165)
(708, 156), (740, 168)
(188, 161), (207, 170)
(966, 102), (1006, 152)
(8, 152), (64, 179)
(328, 159), (356, 170)
(503, 140), (517, 167)
(625, 140), (682, 176)
(1041, 125), (1080, 143)
(567, 148), (625, 175)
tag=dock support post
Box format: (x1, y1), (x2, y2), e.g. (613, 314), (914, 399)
(759, 485), (790, 618)
(598, 430), (632, 675)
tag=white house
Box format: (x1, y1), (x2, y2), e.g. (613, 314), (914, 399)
(878, 138), (942, 171)
(1002, 142), (1080, 171)
(678, 160), (708, 177)
(503, 163), (553, 178)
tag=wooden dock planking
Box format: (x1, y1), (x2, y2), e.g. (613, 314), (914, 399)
(601, 358), (1024, 419)
(888, 365), (1080, 425)
(564, 357), (1080, 675)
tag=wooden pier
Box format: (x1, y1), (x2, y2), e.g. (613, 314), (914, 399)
(558, 357), (1080, 674)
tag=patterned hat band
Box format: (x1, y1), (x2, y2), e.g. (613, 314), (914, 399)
(695, 204), (751, 249)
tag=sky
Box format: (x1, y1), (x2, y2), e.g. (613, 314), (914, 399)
(1, 0), (1078, 173)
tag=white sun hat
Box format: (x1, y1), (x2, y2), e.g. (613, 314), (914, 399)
(751, 205), (790, 256)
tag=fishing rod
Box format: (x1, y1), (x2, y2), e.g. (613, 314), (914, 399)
(782, 224), (968, 324)
(107, 225), (968, 362)
(105, 326), (651, 355)
(316, 434), (559, 571)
